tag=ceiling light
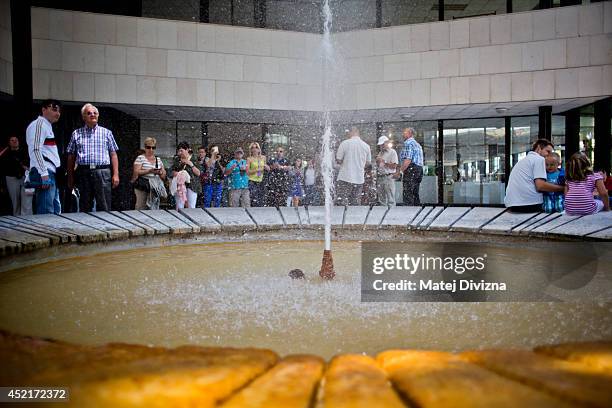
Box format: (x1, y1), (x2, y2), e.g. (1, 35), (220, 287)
(400, 113), (413, 120)
(495, 107), (509, 114)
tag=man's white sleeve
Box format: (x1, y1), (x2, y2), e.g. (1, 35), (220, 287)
(27, 120), (48, 177)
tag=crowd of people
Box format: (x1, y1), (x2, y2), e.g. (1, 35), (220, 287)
(1, 100), (610, 217)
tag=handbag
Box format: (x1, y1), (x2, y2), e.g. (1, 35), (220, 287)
(133, 176), (150, 192)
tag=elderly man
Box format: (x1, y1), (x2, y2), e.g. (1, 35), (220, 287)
(376, 135), (399, 206)
(25, 99), (62, 214)
(399, 127), (424, 206)
(504, 139), (564, 213)
(335, 127), (371, 206)
(66, 103), (119, 212)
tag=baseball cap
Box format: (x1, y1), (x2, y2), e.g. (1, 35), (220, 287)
(235, 147), (244, 154)
(377, 136), (389, 145)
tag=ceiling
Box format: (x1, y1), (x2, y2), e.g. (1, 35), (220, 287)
(83, 96), (606, 126)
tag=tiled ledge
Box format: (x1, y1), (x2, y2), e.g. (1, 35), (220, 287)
(0, 206), (610, 258)
(1, 329), (611, 407)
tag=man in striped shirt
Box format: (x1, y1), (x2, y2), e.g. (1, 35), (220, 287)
(399, 127), (424, 206)
(66, 103), (119, 212)
(25, 99), (62, 215)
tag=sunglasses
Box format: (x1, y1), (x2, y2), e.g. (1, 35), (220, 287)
(86, 111), (99, 116)
(145, 146), (156, 150)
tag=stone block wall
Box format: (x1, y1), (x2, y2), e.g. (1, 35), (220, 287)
(332, 3), (612, 110)
(30, 7), (323, 110)
(29, 3), (612, 112)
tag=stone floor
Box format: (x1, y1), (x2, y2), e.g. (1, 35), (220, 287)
(1, 330), (611, 407)
(0, 206), (610, 259)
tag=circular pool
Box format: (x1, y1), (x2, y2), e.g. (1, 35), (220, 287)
(1, 238), (610, 359)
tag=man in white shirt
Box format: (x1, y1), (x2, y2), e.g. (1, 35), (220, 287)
(25, 99), (62, 214)
(376, 136), (399, 206)
(335, 127), (371, 205)
(504, 139), (564, 213)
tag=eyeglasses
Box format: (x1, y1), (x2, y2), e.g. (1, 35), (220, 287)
(145, 146), (156, 150)
(86, 111), (99, 116)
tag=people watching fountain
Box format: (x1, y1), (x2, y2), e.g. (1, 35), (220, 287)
(246, 142), (269, 207)
(202, 145), (224, 208)
(335, 127), (371, 206)
(267, 146), (291, 207)
(376, 135), (399, 206)
(225, 147), (250, 207)
(289, 158), (304, 207)
(564, 152), (609, 215)
(25, 99), (62, 215)
(504, 139), (564, 213)
(132, 137), (167, 210)
(0, 135), (32, 215)
(66, 103), (120, 212)
(399, 127), (423, 206)
(171, 141), (201, 209)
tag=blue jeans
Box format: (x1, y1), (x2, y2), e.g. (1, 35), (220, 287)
(28, 168), (61, 215)
(204, 182), (222, 207)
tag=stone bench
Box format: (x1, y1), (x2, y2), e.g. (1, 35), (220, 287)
(0, 206), (609, 258)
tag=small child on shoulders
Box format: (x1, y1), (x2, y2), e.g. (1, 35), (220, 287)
(543, 152), (565, 213)
(564, 153), (610, 215)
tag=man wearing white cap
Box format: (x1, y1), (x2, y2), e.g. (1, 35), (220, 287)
(376, 136), (399, 206)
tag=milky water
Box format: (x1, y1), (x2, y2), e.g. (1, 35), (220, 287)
(0, 241), (610, 359)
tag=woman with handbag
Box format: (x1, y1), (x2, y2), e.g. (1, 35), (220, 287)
(132, 137), (167, 210)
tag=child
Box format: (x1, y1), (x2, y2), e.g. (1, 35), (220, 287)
(564, 153), (609, 215)
(543, 152), (565, 213)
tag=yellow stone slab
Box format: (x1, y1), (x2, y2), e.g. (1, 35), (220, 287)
(221, 354), (324, 408)
(462, 349), (612, 408)
(316, 354), (406, 408)
(378, 350), (573, 408)
(0, 330), (278, 408)
(534, 341), (612, 372)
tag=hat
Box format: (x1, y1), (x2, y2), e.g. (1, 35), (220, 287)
(377, 136), (389, 145)
(234, 147), (244, 154)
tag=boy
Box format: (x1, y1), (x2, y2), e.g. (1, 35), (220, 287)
(543, 152), (565, 213)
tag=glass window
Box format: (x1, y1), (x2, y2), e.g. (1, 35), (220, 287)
(510, 115), (538, 168)
(176, 121), (205, 153)
(552, 114), (566, 166)
(208, 0), (255, 26)
(443, 118), (505, 205)
(266, 124), (321, 160)
(332, 0), (377, 32)
(140, 119), (176, 162)
(446, 0), (506, 19)
(207, 123), (263, 159)
(579, 105), (595, 167)
(382, 0), (439, 26)
(266, 0), (322, 33)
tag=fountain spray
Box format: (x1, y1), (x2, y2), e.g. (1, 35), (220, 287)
(319, 0), (335, 280)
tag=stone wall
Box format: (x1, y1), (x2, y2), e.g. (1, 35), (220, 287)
(30, 7), (323, 110)
(29, 3), (612, 111)
(332, 3), (612, 110)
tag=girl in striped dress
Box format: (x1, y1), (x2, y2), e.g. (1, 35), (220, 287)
(564, 153), (609, 215)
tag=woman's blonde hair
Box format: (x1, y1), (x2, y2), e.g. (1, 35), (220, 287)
(144, 137), (157, 147)
(566, 152), (592, 182)
(249, 142), (261, 151)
